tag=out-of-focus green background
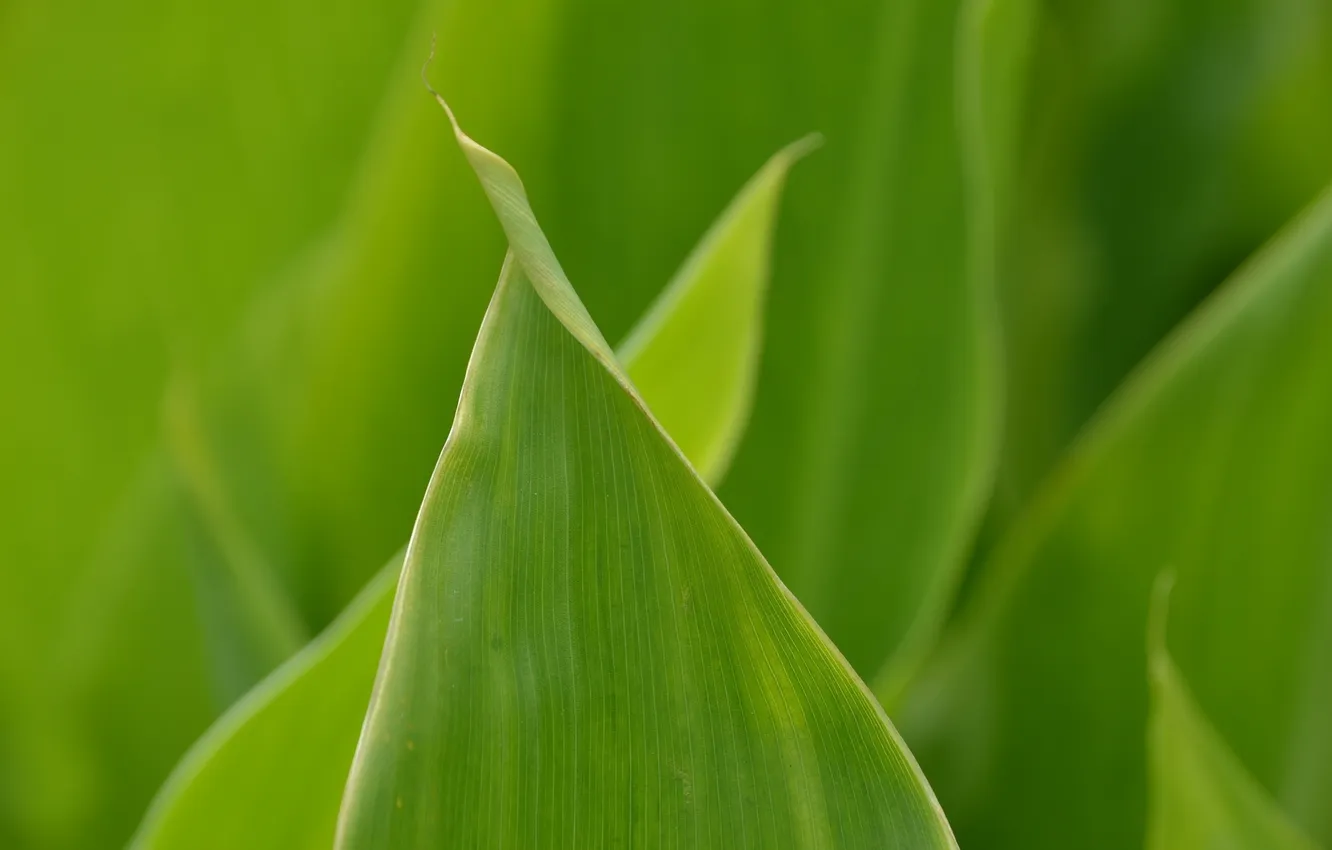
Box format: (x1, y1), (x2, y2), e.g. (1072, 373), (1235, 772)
(3, 0), (1332, 848)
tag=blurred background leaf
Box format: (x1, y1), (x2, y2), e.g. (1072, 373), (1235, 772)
(901, 183), (1332, 848)
(6, 0), (1332, 846)
(985, 0), (1332, 532)
(722, 0), (1007, 693)
(619, 136), (818, 485)
(1147, 577), (1320, 850)
(0, 0), (418, 842)
(129, 558), (400, 850)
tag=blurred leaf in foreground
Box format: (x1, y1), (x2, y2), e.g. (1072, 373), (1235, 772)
(901, 182), (1332, 849)
(333, 98), (955, 847)
(1147, 577), (1319, 850)
(129, 95), (816, 850)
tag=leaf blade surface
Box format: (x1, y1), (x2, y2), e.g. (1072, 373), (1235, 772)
(334, 110), (956, 848)
(129, 118), (814, 850)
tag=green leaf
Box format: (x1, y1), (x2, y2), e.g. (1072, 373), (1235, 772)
(900, 182), (1332, 848)
(618, 135), (819, 484)
(6, 2), (1031, 842)
(0, 0), (422, 844)
(333, 104), (955, 848)
(11, 7), (573, 845)
(1147, 577), (1319, 850)
(989, 0), (1332, 524)
(129, 558), (400, 850)
(162, 376), (309, 700)
(722, 0), (1024, 692)
(32, 458), (219, 850)
(517, 0), (1029, 697)
(128, 101), (810, 850)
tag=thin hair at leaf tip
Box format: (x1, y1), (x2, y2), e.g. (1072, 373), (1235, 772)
(421, 33), (463, 131)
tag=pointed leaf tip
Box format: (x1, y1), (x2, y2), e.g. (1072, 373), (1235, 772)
(334, 83), (957, 849)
